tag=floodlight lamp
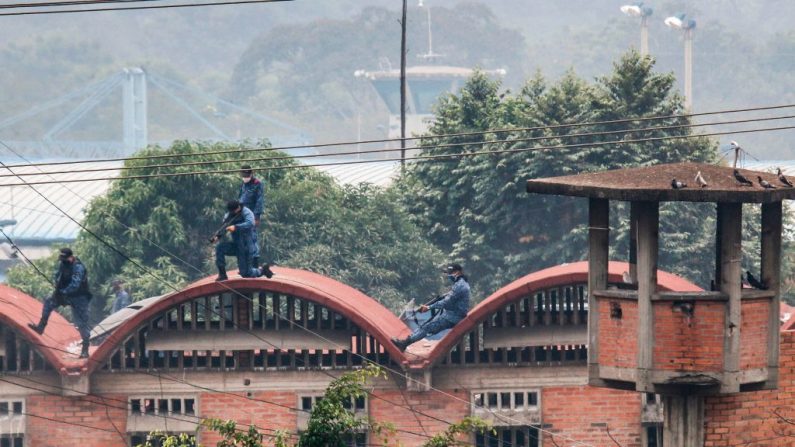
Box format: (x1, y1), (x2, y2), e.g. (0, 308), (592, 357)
(621, 3), (652, 17)
(665, 14), (695, 30)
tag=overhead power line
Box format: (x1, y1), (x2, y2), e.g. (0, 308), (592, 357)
(0, 0), (291, 16)
(0, 0), (161, 9)
(2, 112), (794, 179)
(3, 123), (795, 187)
(3, 102), (795, 170)
(0, 143), (588, 446)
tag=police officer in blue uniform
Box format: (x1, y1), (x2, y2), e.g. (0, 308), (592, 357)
(391, 263), (470, 352)
(212, 200), (274, 281)
(238, 165), (265, 268)
(28, 248), (93, 358)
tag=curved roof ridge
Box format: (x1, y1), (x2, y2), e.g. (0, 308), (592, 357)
(87, 267), (410, 373)
(0, 283), (82, 373)
(411, 261), (702, 369)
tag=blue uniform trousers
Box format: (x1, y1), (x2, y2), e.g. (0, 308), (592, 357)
(40, 294), (91, 342)
(215, 241), (261, 278)
(405, 312), (463, 344)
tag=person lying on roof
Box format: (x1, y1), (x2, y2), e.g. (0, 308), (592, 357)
(391, 263), (470, 352)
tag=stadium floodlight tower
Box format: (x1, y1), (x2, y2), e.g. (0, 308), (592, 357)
(665, 13), (697, 110)
(620, 2), (654, 56)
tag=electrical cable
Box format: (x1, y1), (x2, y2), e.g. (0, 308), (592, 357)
(0, 0), (291, 16)
(0, 140), (607, 446)
(0, 0), (161, 10)
(0, 142), (536, 447)
(4, 102), (795, 171)
(3, 123), (795, 188)
(4, 112), (795, 179)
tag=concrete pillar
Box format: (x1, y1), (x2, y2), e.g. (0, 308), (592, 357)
(635, 201), (658, 392)
(761, 201), (782, 388)
(718, 203), (742, 393)
(588, 198), (609, 385)
(629, 204), (639, 284)
(663, 395), (704, 447)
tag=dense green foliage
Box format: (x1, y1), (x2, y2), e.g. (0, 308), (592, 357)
(6, 141), (443, 322)
(398, 52), (719, 296)
(137, 365), (487, 447)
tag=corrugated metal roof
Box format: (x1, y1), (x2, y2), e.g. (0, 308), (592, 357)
(314, 160), (399, 188)
(0, 160), (121, 242)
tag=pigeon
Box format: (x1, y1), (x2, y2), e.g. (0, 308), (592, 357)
(694, 170), (708, 188)
(758, 176), (776, 189)
(746, 270), (767, 290)
(730, 140), (741, 150)
(671, 178), (687, 189)
(777, 167), (794, 187)
(733, 169), (753, 186)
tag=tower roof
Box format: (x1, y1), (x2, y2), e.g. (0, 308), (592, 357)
(526, 162), (795, 203)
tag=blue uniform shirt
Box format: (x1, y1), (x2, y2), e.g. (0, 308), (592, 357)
(224, 206), (258, 255)
(239, 178), (264, 219)
(56, 261), (88, 296)
(429, 276), (470, 320)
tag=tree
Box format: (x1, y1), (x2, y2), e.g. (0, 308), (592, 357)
(227, 4), (526, 142)
(7, 140), (443, 322)
(137, 364), (488, 447)
(399, 52), (719, 297)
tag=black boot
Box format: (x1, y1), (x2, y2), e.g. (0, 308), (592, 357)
(253, 256), (260, 269)
(28, 322), (45, 335)
(391, 337), (410, 352)
(216, 267), (228, 281)
(80, 339), (90, 358)
(260, 264), (274, 279)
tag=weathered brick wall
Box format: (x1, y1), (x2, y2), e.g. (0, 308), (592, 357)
(542, 385), (642, 447)
(198, 391), (297, 445)
(26, 394), (128, 447)
(704, 330), (795, 446)
(369, 389), (469, 447)
(598, 299), (638, 369)
(740, 299), (770, 370)
(653, 301), (724, 371)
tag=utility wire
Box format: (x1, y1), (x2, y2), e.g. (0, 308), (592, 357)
(0, 0), (291, 16)
(0, 141), (524, 447)
(4, 123), (795, 188)
(0, 140), (601, 446)
(0, 0), (161, 9)
(4, 113), (795, 179)
(4, 102), (795, 171)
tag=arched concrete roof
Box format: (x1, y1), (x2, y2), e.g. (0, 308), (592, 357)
(411, 261), (702, 369)
(0, 283), (82, 373)
(88, 267), (411, 373)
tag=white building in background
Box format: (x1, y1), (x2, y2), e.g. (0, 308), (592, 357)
(0, 160), (121, 281)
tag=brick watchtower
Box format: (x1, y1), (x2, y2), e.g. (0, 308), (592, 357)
(527, 162), (791, 446)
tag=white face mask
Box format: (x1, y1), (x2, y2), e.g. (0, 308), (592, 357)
(242, 176), (252, 183)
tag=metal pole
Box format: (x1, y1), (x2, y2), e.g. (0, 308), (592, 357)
(400, 0), (408, 168)
(640, 15), (649, 56)
(684, 28), (693, 110)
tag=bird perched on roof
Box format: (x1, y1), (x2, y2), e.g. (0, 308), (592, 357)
(671, 178), (687, 189)
(694, 171), (708, 188)
(777, 167), (793, 187)
(758, 176), (776, 189)
(734, 169), (754, 186)
(746, 271), (767, 290)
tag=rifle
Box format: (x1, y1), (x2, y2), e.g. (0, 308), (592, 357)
(208, 211), (245, 244)
(405, 294), (446, 328)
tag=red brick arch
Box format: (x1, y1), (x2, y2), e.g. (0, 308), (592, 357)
(0, 283), (82, 373)
(413, 261), (702, 369)
(87, 267), (412, 373)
